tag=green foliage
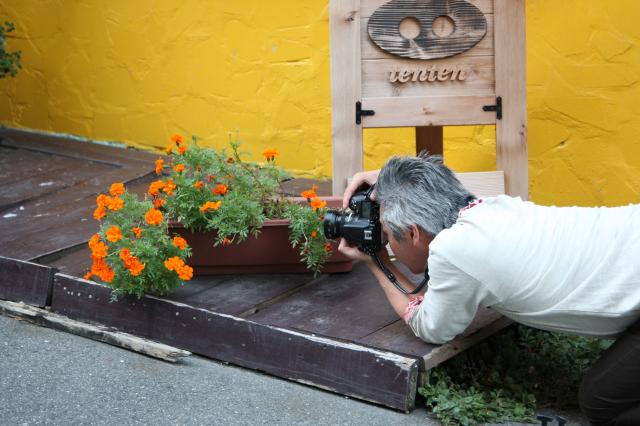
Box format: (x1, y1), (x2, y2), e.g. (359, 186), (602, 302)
(89, 192), (191, 300)
(159, 136), (332, 275)
(87, 135), (334, 298)
(418, 325), (611, 425)
(0, 21), (21, 78)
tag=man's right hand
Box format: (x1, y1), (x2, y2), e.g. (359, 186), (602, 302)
(342, 170), (381, 209)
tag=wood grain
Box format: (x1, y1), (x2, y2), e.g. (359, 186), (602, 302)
(455, 171), (505, 198)
(0, 255), (54, 307)
(367, 0), (487, 60)
(495, 0), (528, 198)
(51, 274), (421, 411)
(330, 0), (364, 196)
(362, 55), (495, 98)
(361, 94), (496, 127)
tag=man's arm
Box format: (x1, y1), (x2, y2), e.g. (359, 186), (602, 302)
(337, 239), (423, 318)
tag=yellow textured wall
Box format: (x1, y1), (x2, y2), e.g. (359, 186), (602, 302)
(1, 1), (640, 206)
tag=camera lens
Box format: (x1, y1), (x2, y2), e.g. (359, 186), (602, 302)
(323, 210), (343, 239)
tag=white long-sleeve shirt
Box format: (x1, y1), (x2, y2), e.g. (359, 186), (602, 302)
(408, 195), (640, 344)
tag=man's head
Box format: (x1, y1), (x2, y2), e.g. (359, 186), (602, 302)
(375, 152), (475, 243)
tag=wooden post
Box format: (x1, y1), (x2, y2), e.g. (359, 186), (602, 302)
(415, 126), (443, 157)
(330, 0), (363, 196)
(495, 0), (528, 199)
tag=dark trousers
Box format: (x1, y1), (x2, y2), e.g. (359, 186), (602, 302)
(579, 318), (640, 425)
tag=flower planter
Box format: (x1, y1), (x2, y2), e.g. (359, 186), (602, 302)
(169, 196), (353, 274)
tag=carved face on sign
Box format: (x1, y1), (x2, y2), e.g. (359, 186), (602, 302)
(367, 0), (487, 60)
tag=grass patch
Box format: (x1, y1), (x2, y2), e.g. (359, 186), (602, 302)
(418, 324), (612, 425)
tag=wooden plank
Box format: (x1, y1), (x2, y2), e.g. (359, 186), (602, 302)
(415, 126), (443, 156)
(0, 146), (86, 185)
(366, 0), (488, 60)
(0, 127), (157, 167)
(246, 262), (400, 341)
(0, 166), (155, 260)
(51, 274), (421, 411)
(494, 0), (527, 199)
(455, 171), (504, 197)
(361, 55), (495, 98)
(360, 0), (493, 19)
(361, 95), (496, 127)
(0, 256), (54, 307)
(330, 0), (364, 196)
(358, 308), (505, 361)
(0, 300), (192, 362)
(0, 155), (113, 211)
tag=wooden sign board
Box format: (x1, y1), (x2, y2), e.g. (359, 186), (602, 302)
(330, 0), (527, 199)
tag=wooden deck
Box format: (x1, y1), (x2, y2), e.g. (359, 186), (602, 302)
(0, 127), (509, 412)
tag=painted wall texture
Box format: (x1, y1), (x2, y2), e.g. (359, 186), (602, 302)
(1, 1), (640, 206)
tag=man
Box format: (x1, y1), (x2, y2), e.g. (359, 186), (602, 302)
(338, 153), (640, 425)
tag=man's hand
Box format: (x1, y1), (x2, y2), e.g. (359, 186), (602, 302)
(337, 238), (390, 265)
(342, 170), (380, 209)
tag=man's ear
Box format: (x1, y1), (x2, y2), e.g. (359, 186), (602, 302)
(408, 224), (422, 247)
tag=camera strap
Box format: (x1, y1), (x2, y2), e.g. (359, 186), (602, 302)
(371, 253), (429, 295)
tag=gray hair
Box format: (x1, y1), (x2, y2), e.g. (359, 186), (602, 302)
(375, 153), (475, 240)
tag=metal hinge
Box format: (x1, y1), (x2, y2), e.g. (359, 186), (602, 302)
(355, 101), (375, 125)
(483, 96), (502, 120)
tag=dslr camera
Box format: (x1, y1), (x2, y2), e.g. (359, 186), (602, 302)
(323, 185), (384, 254)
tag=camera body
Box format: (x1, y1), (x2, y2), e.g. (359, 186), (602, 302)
(323, 185), (384, 254)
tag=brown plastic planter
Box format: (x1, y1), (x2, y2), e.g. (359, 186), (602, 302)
(169, 196), (353, 274)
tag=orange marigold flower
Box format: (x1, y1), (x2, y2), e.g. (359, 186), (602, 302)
(99, 265), (115, 283)
(91, 256), (106, 274)
(93, 206), (106, 220)
(155, 158), (164, 175)
(301, 187), (318, 199)
(144, 208), (163, 226)
(309, 197), (327, 211)
(107, 196), (124, 211)
(109, 182), (125, 197)
(226, 157), (234, 164)
(164, 144), (173, 154)
(173, 163), (185, 173)
(119, 247), (132, 261)
(106, 225), (123, 243)
(90, 241), (108, 259)
(90, 256), (114, 282)
(83, 271), (93, 280)
(177, 144), (187, 154)
(172, 236), (188, 250)
(88, 234), (101, 248)
(200, 201), (222, 213)
(170, 134), (184, 145)
(324, 242), (332, 253)
(148, 180), (165, 197)
(194, 181), (205, 190)
(222, 236), (231, 246)
(262, 148), (278, 161)
(311, 231), (318, 238)
(301, 184), (319, 199)
(153, 197), (166, 208)
(96, 194), (109, 208)
(177, 265), (193, 281)
(163, 179), (177, 195)
(207, 174), (215, 182)
(127, 259), (145, 276)
(132, 227), (142, 238)
(164, 256), (185, 272)
(212, 183), (228, 196)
